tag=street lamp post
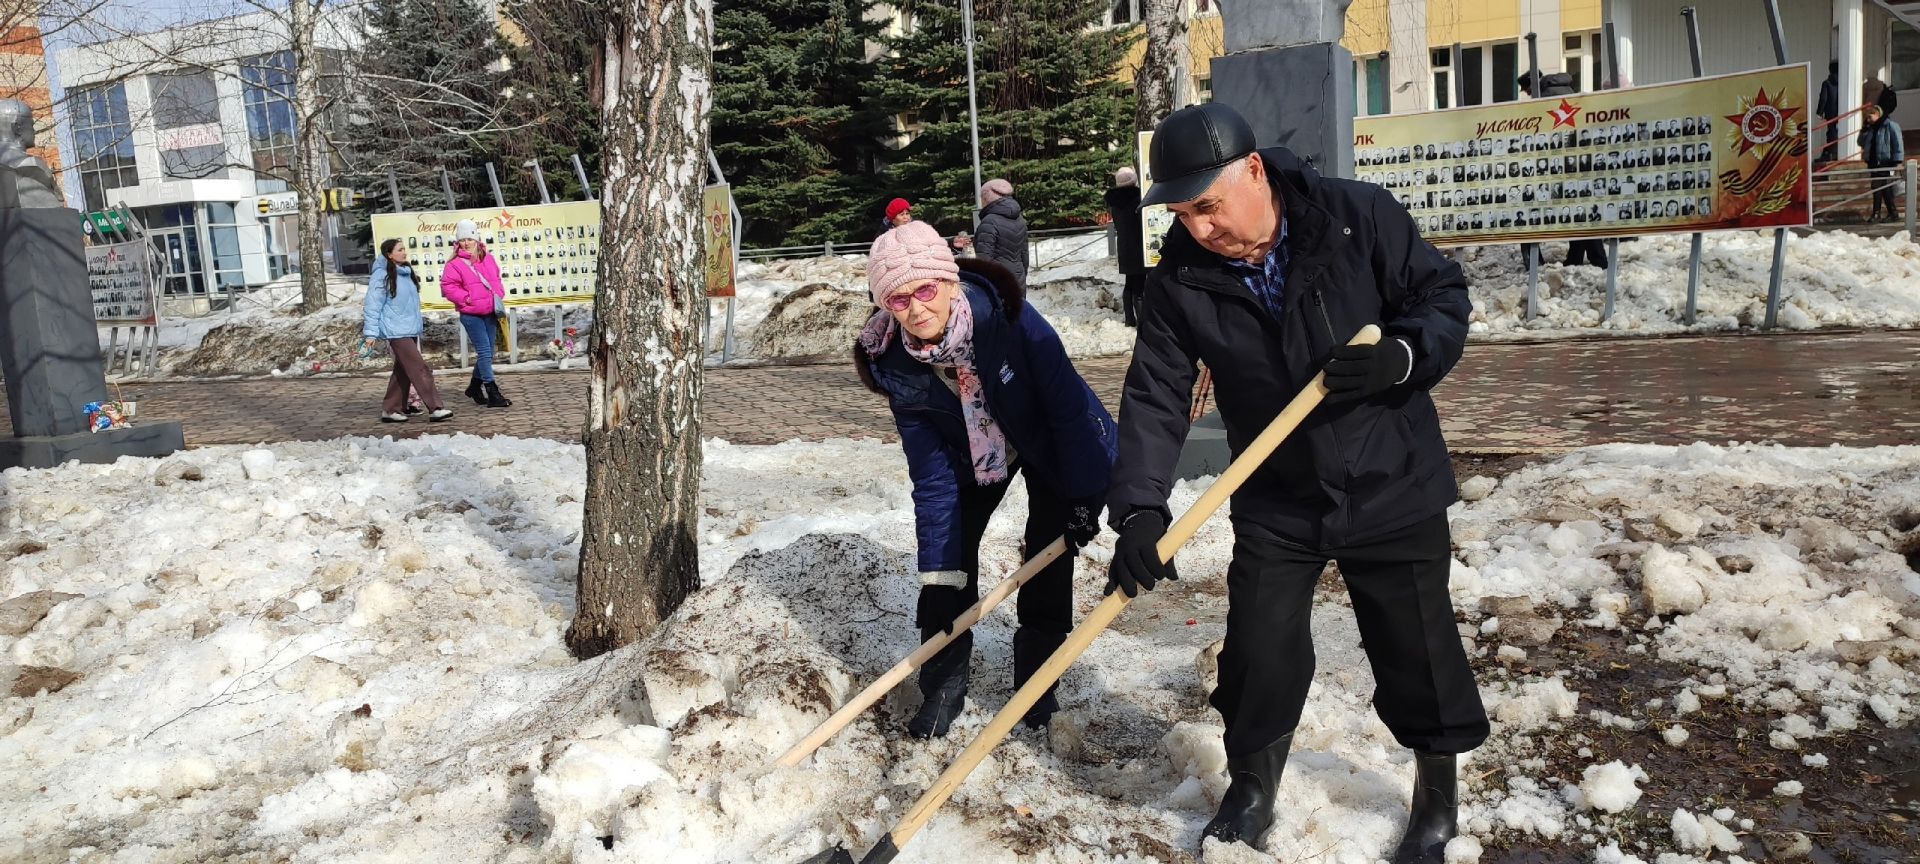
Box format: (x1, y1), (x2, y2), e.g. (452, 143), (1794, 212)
(962, 0), (983, 230)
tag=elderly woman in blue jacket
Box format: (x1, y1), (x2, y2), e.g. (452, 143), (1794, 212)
(854, 220), (1117, 738)
(364, 238), (452, 423)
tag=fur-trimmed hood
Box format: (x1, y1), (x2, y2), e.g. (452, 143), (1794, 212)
(853, 256), (1026, 395)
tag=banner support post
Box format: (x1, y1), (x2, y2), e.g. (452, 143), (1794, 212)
(439, 167), (457, 209)
(1761, 0), (1789, 330)
(1681, 6), (1706, 326)
(486, 163), (506, 208)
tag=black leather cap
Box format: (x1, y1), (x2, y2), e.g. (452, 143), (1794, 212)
(1141, 103), (1257, 207)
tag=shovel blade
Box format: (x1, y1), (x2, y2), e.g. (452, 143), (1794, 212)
(797, 847), (856, 864)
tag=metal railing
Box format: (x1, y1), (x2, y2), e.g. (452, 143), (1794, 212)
(738, 225), (1109, 267)
(1811, 160), (1917, 235)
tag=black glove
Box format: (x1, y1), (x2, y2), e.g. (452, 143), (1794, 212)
(915, 584), (972, 635)
(1106, 511), (1178, 598)
(1065, 499), (1102, 548)
(1323, 338), (1413, 403)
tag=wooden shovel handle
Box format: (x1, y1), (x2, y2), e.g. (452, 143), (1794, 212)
(776, 537), (1070, 768)
(877, 324), (1383, 855)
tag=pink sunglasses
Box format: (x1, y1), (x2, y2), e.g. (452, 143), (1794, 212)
(884, 282), (942, 312)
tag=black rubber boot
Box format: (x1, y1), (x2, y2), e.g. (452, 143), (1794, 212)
(1201, 733), (1291, 851)
(484, 381), (512, 408)
(908, 632), (969, 739)
(465, 373), (486, 405)
(1012, 627), (1064, 730)
(1391, 752), (1460, 864)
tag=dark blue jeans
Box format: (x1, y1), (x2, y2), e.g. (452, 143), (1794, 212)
(460, 313), (497, 382)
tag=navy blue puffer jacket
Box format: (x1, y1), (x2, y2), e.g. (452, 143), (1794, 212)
(855, 258), (1117, 572)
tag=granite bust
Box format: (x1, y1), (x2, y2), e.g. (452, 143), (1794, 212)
(0, 99), (64, 209)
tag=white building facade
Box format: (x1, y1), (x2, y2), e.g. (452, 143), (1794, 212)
(56, 11), (358, 305)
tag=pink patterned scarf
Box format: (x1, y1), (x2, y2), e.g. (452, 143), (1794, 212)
(859, 294), (1011, 485)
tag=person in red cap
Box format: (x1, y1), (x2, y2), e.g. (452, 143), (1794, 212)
(885, 197), (914, 228)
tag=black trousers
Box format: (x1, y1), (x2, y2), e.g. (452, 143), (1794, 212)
(1122, 271), (1146, 327)
(1566, 238), (1609, 268)
(1871, 167), (1899, 219)
(918, 464), (1075, 713)
(1820, 125), (1838, 164)
(1213, 514), (1489, 757)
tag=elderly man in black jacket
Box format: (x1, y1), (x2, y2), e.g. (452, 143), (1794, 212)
(1105, 103), (1487, 863)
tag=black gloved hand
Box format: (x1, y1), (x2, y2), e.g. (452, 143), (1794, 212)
(1065, 499), (1103, 548)
(915, 584), (971, 635)
(1323, 337), (1413, 404)
(1106, 511), (1179, 598)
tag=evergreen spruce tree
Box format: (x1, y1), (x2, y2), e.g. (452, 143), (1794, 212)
(711, 0), (891, 246)
(340, 0), (509, 213)
(499, 0), (605, 205)
(880, 0), (1135, 233)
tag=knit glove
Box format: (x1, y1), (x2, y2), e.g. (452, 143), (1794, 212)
(1065, 498), (1103, 548)
(1105, 511), (1179, 598)
(915, 572), (972, 635)
(1323, 338), (1414, 403)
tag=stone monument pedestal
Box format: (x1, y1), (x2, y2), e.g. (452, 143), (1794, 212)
(0, 207), (184, 470)
(1213, 0), (1357, 180)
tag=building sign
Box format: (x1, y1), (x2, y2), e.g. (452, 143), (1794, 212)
(703, 183), (735, 298)
(370, 201), (602, 309)
(1353, 63), (1811, 247)
(1137, 130), (1179, 268)
(86, 239), (158, 326)
(252, 192), (299, 218)
(157, 122), (222, 152)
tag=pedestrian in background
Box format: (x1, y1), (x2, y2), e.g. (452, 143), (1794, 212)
(440, 219), (513, 408)
(955, 178), (1029, 285)
(1860, 104), (1906, 222)
(885, 197), (915, 229)
(1520, 70), (1608, 268)
(1817, 61), (1839, 165)
(1106, 166), (1147, 327)
(365, 238), (452, 423)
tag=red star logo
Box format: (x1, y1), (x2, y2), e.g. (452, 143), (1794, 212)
(1549, 98), (1580, 129)
(1725, 89), (1800, 156)
(498, 209), (515, 228)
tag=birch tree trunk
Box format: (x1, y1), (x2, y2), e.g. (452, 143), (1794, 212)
(1135, 0), (1192, 132)
(290, 0), (332, 313)
(566, 0), (711, 659)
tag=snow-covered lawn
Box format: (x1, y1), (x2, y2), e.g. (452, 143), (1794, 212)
(3, 436), (1914, 862)
(118, 230), (1920, 380)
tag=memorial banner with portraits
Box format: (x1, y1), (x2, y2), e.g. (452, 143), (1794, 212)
(86, 239), (158, 326)
(703, 183), (736, 298)
(371, 201), (603, 310)
(1353, 63), (1811, 247)
(1137, 130), (1180, 268)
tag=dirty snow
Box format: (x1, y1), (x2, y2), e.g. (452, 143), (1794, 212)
(0, 437), (1915, 862)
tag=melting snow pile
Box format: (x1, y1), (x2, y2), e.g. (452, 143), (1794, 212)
(1, 437), (1914, 863)
(1459, 229), (1920, 338)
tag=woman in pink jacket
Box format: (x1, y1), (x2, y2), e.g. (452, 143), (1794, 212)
(440, 219), (512, 407)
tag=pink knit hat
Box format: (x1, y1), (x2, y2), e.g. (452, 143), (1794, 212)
(867, 221), (960, 307)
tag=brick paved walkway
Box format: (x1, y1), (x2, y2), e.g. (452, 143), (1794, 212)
(5, 332), (1918, 450)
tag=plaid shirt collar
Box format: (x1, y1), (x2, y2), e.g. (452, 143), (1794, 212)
(1224, 218), (1291, 321)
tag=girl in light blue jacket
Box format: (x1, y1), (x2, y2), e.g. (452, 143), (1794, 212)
(364, 238), (452, 423)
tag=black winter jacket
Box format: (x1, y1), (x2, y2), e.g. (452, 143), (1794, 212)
(974, 197), (1029, 285)
(1105, 184), (1146, 275)
(1105, 147), (1471, 549)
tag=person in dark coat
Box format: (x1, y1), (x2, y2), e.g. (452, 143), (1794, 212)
(1106, 166), (1148, 326)
(1520, 71), (1608, 268)
(1860, 104), (1906, 221)
(1104, 103), (1487, 863)
(1817, 62), (1840, 164)
(963, 177), (1030, 284)
(854, 220), (1117, 739)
